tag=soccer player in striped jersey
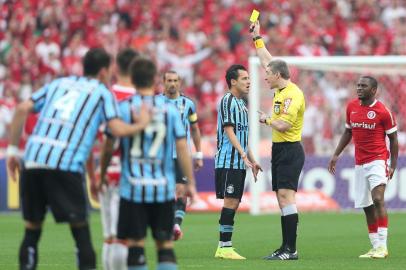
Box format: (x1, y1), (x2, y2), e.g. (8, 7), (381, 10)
(163, 70), (203, 241)
(100, 57), (197, 270)
(96, 48), (138, 270)
(6, 48), (151, 270)
(214, 64), (262, 260)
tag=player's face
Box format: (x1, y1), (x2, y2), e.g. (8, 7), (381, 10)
(164, 73), (180, 96)
(234, 69), (250, 95)
(357, 78), (376, 101)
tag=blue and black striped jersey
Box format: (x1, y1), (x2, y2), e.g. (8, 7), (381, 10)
(24, 76), (119, 173)
(164, 95), (197, 158)
(118, 94), (186, 203)
(215, 92), (249, 169)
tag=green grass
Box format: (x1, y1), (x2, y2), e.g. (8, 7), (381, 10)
(1, 212), (406, 269)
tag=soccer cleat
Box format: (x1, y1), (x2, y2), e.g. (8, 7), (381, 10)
(173, 224), (183, 241)
(264, 248), (298, 260)
(359, 248), (376, 258)
(214, 247), (246, 260)
(372, 246), (388, 259)
(263, 247), (284, 260)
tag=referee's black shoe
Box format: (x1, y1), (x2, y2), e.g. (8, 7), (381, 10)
(263, 247), (298, 260)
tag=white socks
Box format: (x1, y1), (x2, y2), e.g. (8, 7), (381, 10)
(109, 242), (128, 270)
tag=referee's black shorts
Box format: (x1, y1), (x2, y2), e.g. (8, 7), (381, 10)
(20, 168), (88, 223)
(271, 141), (305, 191)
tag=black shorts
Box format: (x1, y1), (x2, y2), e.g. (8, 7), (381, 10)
(20, 169), (87, 223)
(215, 168), (246, 201)
(174, 158), (187, 184)
(271, 142), (305, 191)
(117, 198), (174, 241)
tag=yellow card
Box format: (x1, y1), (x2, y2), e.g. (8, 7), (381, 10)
(249, 9), (260, 22)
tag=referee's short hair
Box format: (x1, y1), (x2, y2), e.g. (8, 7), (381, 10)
(268, 60), (290, 79)
(130, 57), (156, 88)
(360, 75), (378, 90)
(225, 64), (247, 89)
(83, 48), (111, 76)
(116, 48), (139, 76)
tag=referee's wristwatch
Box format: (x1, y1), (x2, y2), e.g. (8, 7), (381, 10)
(241, 153), (247, 159)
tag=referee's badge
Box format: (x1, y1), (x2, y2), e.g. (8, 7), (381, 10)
(226, 184), (234, 194)
(274, 103), (281, 115)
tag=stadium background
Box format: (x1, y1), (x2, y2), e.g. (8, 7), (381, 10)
(1, 0), (406, 211)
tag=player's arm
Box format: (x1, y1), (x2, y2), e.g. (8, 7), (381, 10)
(328, 128), (352, 175)
(107, 104), (151, 137)
(190, 122), (203, 170)
(99, 136), (115, 189)
(7, 100), (35, 180)
(86, 151), (98, 201)
(224, 126), (253, 168)
(259, 115), (292, 132)
(250, 20), (272, 70)
(176, 137), (197, 204)
(387, 132), (398, 179)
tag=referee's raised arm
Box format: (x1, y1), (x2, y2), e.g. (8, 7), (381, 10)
(250, 20), (272, 69)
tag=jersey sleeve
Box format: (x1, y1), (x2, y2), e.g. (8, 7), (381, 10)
(104, 99), (131, 138)
(101, 87), (120, 122)
(277, 93), (304, 125)
(170, 105), (186, 139)
(382, 106), (397, 134)
(220, 95), (235, 127)
(188, 100), (198, 124)
(345, 103), (352, 129)
(30, 84), (49, 113)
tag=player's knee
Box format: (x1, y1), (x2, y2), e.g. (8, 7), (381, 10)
(157, 248), (176, 263)
(223, 198), (239, 210)
(155, 240), (173, 250)
(128, 246), (146, 266)
(25, 221), (42, 230)
(372, 196), (385, 207)
(69, 221), (89, 228)
(127, 238), (145, 247)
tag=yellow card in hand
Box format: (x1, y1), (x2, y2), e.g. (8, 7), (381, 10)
(249, 9), (260, 22)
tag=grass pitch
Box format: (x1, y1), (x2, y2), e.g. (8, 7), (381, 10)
(1, 212), (405, 269)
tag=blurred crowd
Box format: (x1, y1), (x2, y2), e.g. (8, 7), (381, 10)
(1, 0), (406, 155)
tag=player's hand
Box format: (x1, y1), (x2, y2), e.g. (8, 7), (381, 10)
(252, 163), (263, 182)
(89, 180), (99, 202)
(242, 154), (254, 169)
(132, 104), (152, 128)
(328, 155), (339, 175)
(388, 167), (395, 180)
(7, 156), (21, 182)
(250, 20), (260, 37)
(97, 174), (109, 194)
(186, 182), (198, 206)
(194, 158), (203, 171)
(257, 110), (268, 124)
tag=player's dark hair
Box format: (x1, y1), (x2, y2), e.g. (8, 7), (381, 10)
(361, 75), (378, 89)
(116, 48), (139, 76)
(163, 70), (179, 81)
(268, 60), (290, 79)
(130, 57), (156, 88)
(83, 48), (111, 76)
(225, 64), (247, 89)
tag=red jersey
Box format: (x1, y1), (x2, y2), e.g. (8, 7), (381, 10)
(346, 99), (397, 165)
(104, 84), (136, 184)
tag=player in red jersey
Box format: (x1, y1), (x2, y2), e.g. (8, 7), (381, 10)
(96, 48), (139, 270)
(328, 76), (398, 259)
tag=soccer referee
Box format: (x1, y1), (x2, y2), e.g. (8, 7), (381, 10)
(250, 20), (305, 260)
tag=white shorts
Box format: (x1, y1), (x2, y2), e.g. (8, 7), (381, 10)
(98, 184), (120, 238)
(354, 159), (388, 208)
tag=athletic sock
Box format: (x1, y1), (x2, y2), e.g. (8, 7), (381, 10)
(127, 247), (146, 270)
(367, 222), (379, 249)
(102, 240), (112, 270)
(219, 207), (235, 247)
(281, 204), (298, 252)
(70, 225), (96, 270)
(19, 228), (42, 270)
(174, 198), (186, 226)
(377, 216), (388, 249)
(281, 216), (287, 249)
(110, 241), (128, 270)
(157, 249), (177, 270)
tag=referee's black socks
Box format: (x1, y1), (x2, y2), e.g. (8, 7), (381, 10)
(19, 228), (42, 270)
(219, 207), (235, 247)
(70, 224), (96, 270)
(281, 204), (299, 252)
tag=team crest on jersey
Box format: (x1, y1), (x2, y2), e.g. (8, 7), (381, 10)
(367, 111), (376, 119)
(274, 101), (281, 115)
(226, 184), (234, 194)
(178, 103), (185, 114)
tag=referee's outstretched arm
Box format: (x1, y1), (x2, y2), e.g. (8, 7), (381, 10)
(250, 20), (272, 69)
